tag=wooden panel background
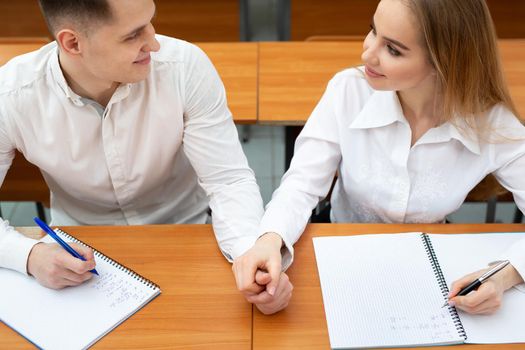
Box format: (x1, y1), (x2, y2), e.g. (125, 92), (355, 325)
(291, 0), (525, 40)
(0, 0), (240, 42)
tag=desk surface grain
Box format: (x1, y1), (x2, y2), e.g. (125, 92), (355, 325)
(0, 224), (252, 350)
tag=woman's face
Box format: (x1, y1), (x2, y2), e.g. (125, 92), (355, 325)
(361, 0), (436, 93)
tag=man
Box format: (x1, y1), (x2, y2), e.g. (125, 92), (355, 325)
(0, 0), (263, 289)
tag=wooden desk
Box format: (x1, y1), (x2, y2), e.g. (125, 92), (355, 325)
(258, 40), (525, 125)
(198, 42), (258, 123)
(0, 43), (44, 65)
(0, 225), (251, 350)
(258, 41), (363, 125)
(253, 223), (525, 350)
(0, 42), (257, 123)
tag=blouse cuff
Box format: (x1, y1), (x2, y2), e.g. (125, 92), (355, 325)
(499, 239), (525, 293)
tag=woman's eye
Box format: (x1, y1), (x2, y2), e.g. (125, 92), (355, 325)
(387, 44), (401, 56)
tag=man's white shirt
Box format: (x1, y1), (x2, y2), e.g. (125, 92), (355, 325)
(0, 35), (264, 274)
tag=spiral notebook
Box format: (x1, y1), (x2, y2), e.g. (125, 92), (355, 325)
(313, 232), (525, 349)
(0, 228), (161, 350)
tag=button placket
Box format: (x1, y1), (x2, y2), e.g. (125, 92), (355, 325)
(389, 123), (412, 221)
(101, 107), (131, 220)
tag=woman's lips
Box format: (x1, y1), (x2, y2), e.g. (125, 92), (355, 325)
(365, 65), (385, 78)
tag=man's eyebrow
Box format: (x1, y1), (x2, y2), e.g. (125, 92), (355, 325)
(371, 18), (411, 51)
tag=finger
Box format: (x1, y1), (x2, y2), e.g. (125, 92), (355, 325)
(70, 243), (95, 261)
(61, 268), (95, 285)
(237, 258), (263, 293)
(55, 251), (96, 275)
(255, 282), (293, 315)
(265, 257), (282, 296)
(255, 270), (271, 285)
(232, 261), (265, 295)
(250, 274), (293, 306)
(246, 290), (275, 304)
(453, 289), (490, 313)
(449, 272), (480, 298)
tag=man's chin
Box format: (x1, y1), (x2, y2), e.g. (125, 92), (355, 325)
(119, 69), (150, 84)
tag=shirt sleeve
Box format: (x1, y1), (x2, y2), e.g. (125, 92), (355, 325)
(491, 109), (525, 293)
(499, 239), (525, 293)
(0, 108), (39, 275)
(180, 43), (264, 261)
(258, 74), (344, 270)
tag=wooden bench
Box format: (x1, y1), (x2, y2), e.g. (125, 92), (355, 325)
(0, 0), (244, 41)
(288, 0), (525, 40)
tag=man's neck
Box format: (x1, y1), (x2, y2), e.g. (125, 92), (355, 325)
(58, 52), (119, 107)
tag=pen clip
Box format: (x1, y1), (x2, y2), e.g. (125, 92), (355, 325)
(478, 260), (509, 283)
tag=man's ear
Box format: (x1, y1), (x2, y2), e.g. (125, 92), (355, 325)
(56, 29), (82, 56)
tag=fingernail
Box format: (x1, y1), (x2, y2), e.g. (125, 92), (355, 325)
(268, 286), (275, 296)
(448, 300), (456, 307)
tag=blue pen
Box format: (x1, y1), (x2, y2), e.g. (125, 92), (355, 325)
(33, 217), (99, 275)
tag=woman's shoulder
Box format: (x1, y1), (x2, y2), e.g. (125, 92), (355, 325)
(485, 103), (525, 138)
(329, 66), (370, 88)
(325, 66), (375, 104)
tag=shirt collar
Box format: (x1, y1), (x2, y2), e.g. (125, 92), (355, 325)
(422, 120), (481, 155)
(348, 90), (407, 129)
(48, 45), (133, 107)
(349, 90), (481, 155)
(49, 45), (83, 106)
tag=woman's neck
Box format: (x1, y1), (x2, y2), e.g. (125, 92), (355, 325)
(397, 76), (443, 146)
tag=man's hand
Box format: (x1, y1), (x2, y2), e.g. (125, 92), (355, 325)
(249, 270), (293, 315)
(27, 242), (96, 289)
(232, 232), (293, 314)
(449, 264), (523, 314)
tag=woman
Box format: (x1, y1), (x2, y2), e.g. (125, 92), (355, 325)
(233, 0), (525, 315)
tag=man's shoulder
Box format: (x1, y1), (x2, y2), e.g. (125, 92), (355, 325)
(151, 34), (203, 64)
(0, 42), (56, 96)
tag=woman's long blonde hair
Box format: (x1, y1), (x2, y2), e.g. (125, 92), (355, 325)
(405, 0), (522, 199)
(406, 0), (521, 128)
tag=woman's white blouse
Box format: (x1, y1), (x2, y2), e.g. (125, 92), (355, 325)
(259, 68), (525, 280)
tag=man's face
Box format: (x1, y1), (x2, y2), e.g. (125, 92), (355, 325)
(78, 0), (160, 85)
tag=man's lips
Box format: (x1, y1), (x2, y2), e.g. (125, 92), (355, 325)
(134, 55), (151, 65)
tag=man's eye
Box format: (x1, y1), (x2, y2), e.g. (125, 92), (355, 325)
(126, 33), (139, 41)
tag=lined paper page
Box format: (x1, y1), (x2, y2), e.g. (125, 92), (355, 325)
(313, 233), (463, 349)
(429, 233), (525, 344)
(0, 231), (160, 350)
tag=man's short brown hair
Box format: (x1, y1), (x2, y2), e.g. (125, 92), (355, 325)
(38, 0), (113, 36)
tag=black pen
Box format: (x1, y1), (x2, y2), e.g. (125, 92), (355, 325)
(442, 260), (510, 308)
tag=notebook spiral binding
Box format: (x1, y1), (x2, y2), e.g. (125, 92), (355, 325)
(56, 229), (160, 290)
(421, 233), (467, 341)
